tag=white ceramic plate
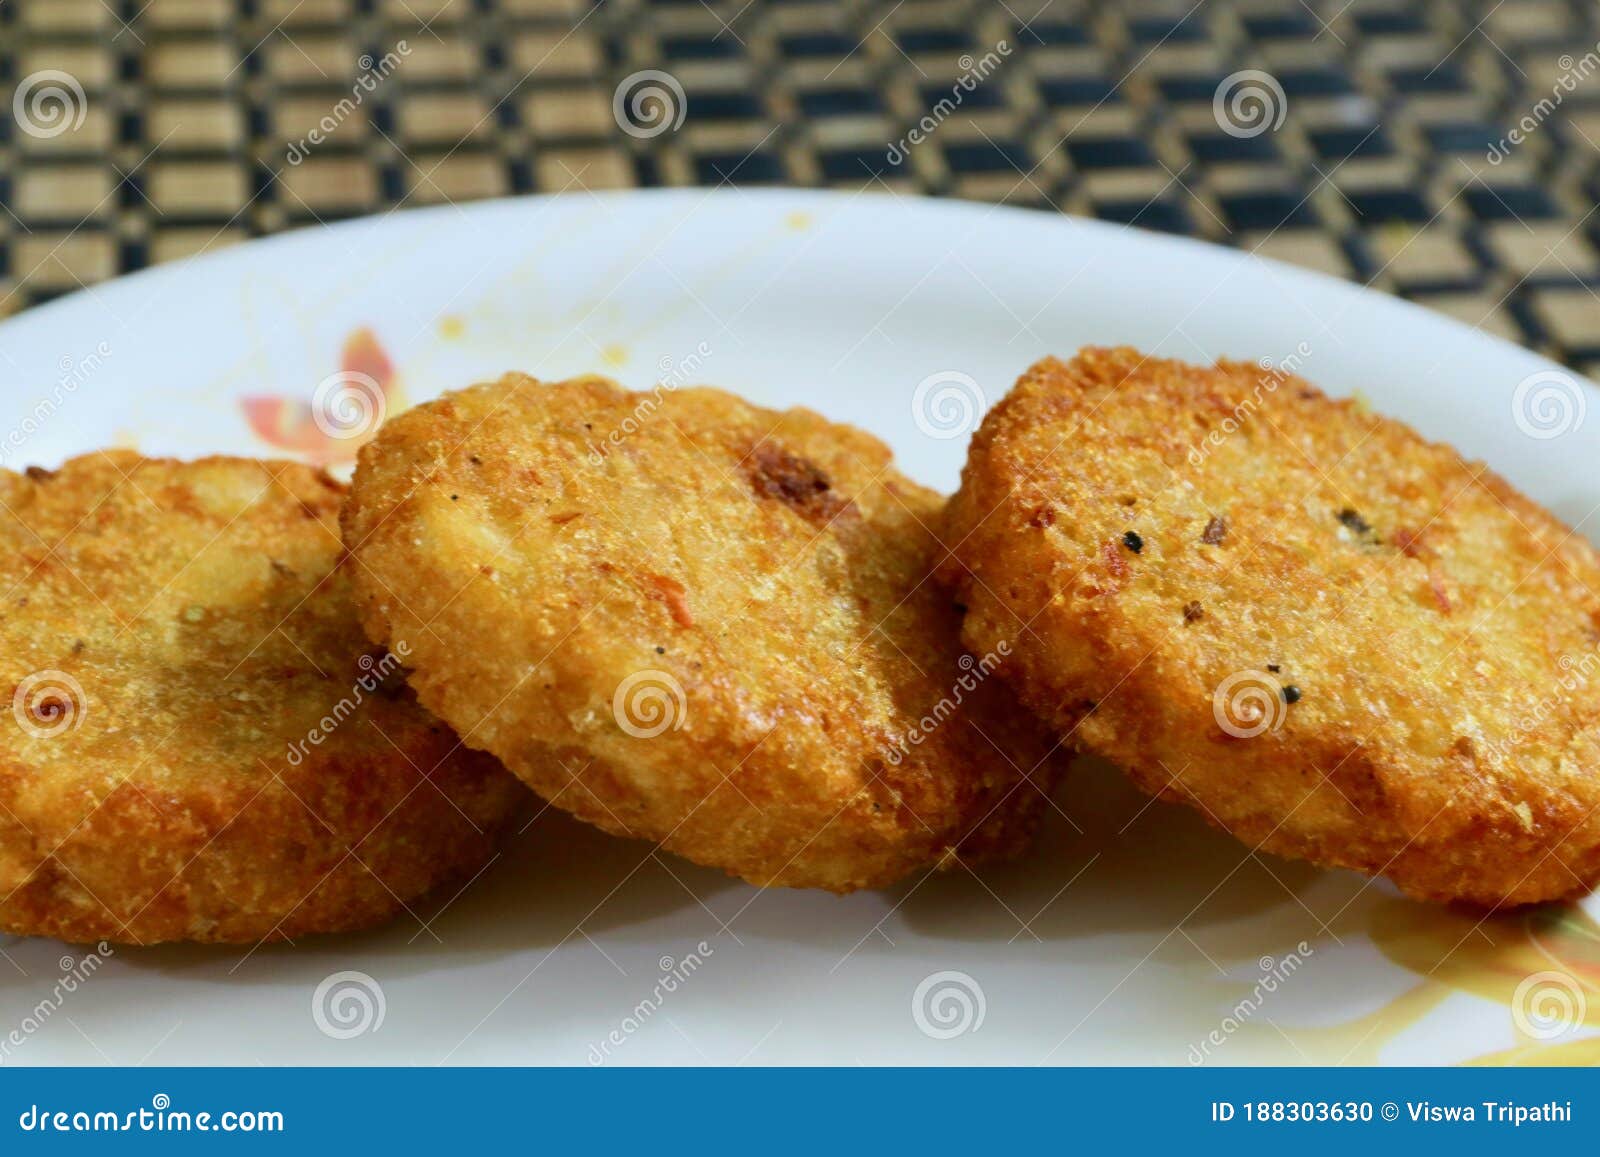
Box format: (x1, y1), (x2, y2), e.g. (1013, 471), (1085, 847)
(2, 189), (1598, 1067)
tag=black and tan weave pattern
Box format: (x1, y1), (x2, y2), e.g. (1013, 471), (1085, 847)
(2, 0), (1598, 375)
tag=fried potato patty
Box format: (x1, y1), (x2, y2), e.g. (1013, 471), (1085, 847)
(0, 453), (526, 945)
(341, 375), (1061, 891)
(940, 347), (1600, 906)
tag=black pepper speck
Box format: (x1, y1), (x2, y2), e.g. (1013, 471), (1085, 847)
(1122, 531), (1144, 553)
(1282, 685), (1302, 704)
(1338, 508), (1373, 535)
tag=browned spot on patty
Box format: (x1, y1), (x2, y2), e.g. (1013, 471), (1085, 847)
(1426, 569), (1452, 614)
(1392, 526), (1429, 559)
(643, 571), (694, 629)
(743, 443), (850, 524)
(1100, 540), (1129, 582)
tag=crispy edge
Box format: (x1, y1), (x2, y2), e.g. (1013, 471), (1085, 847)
(341, 375), (1061, 891)
(0, 453), (525, 944)
(939, 348), (1600, 906)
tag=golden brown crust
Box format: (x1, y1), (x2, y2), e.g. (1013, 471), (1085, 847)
(341, 374), (1062, 891)
(940, 347), (1600, 907)
(0, 452), (526, 944)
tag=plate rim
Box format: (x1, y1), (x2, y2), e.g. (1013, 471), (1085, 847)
(0, 188), (1585, 402)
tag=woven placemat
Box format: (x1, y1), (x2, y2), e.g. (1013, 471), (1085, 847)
(3, 0), (1598, 377)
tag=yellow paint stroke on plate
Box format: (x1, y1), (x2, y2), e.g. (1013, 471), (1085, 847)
(456, 206), (809, 368)
(1184, 899), (1600, 1065)
(1351, 898), (1600, 1065)
(1369, 900), (1600, 1015)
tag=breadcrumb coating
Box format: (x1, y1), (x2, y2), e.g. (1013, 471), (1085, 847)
(342, 374), (1062, 891)
(941, 348), (1600, 906)
(0, 453), (525, 944)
